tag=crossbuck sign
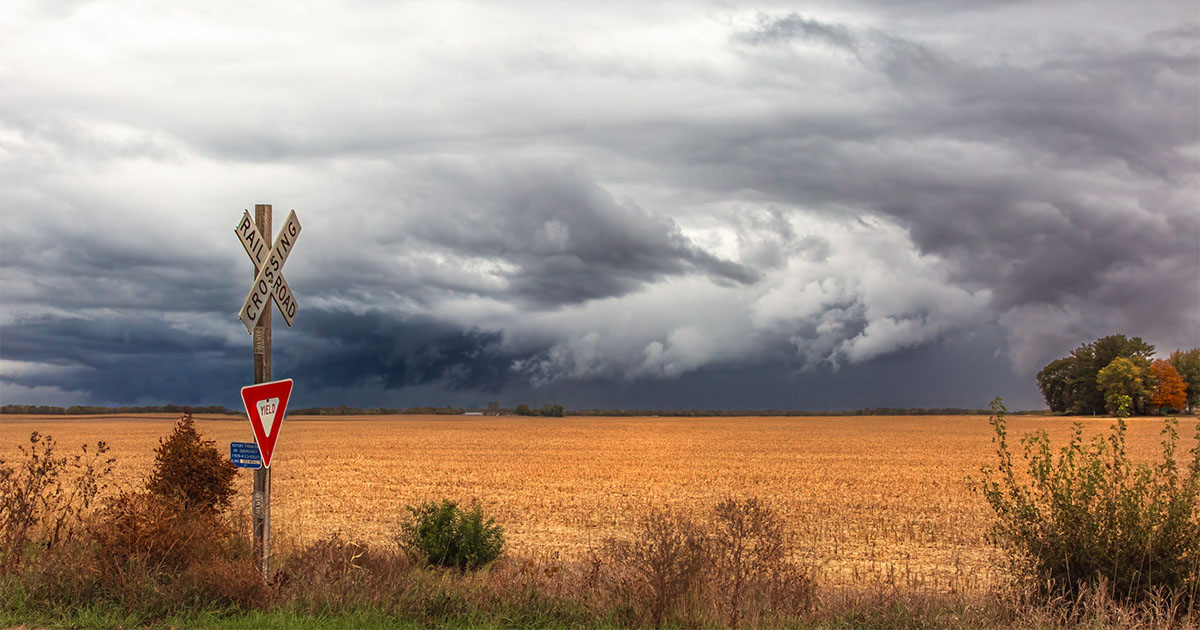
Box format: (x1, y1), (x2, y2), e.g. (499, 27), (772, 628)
(236, 210), (301, 333)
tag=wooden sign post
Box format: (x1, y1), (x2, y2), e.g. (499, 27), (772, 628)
(235, 203), (302, 582)
(252, 205), (272, 582)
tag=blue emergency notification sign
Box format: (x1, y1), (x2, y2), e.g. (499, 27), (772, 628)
(230, 441), (263, 469)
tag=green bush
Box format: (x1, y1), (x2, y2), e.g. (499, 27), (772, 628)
(973, 397), (1200, 605)
(397, 499), (504, 570)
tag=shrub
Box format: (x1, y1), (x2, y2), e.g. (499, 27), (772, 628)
(77, 411), (264, 615)
(81, 411), (267, 613)
(0, 432), (113, 563)
(711, 497), (813, 627)
(145, 410), (237, 514)
(85, 491), (267, 613)
(397, 499), (504, 570)
(973, 397), (1200, 606)
(6, 416), (266, 620)
(90, 492), (220, 572)
(276, 533), (412, 612)
(603, 507), (708, 627)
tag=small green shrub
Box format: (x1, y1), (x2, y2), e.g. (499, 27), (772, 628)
(973, 397), (1200, 605)
(397, 499), (504, 570)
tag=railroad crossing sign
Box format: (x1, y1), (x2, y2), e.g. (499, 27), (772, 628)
(238, 204), (297, 583)
(240, 378), (293, 469)
(236, 209), (301, 333)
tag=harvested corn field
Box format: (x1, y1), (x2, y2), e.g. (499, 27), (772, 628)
(1, 413), (1192, 593)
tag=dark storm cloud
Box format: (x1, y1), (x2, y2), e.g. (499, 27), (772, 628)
(1, 315), (222, 363)
(732, 14), (1197, 175)
(402, 163), (758, 306)
(0, 308), (533, 407)
(0, 312), (243, 404)
(728, 14), (1198, 212)
(528, 326), (1028, 411)
(281, 161), (758, 311)
(1, 228), (241, 313)
(282, 309), (523, 393)
(672, 12), (1198, 365)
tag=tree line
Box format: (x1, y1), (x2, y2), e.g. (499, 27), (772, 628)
(569, 407), (1004, 417)
(515, 403), (565, 417)
(0, 404), (238, 416)
(4, 403), (1034, 417)
(289, 405), (472, 416)
(1037, 335), (1198, 415)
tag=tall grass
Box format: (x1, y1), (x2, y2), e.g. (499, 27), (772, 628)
(0, 431), (113, 561)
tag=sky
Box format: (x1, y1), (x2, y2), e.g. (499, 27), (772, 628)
(1, 1), (1197, 411)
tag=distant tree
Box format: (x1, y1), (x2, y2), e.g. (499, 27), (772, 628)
(1097, 357), (1149, 416)
(1168, 348), (1200, 414)
(1093, 334), (1156, 365)
(514, 404), (532, 416)
(1038, 335), (1155, 415)
(1036, 357), (1077, 413)
(1149, 359), (1188, 413)
(1090, 335), (1154, 411)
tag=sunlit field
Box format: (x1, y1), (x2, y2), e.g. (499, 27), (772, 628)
(2, 413), (1194, 593)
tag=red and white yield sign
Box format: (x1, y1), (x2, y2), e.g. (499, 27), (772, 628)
(236, 210), (302, 333)
(240, 378), (294, 468)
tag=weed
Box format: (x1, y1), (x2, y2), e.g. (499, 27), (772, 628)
(711, 497), (815, 626)
(0, 431), (113, 564)
(973, 397), (1200, 607)
(603, 507), (707, 626)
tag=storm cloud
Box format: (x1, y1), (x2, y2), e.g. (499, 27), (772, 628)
(1, 1), (1196, 410)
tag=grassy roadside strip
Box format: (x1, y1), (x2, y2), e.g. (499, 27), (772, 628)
(7, 577), (1185, 630)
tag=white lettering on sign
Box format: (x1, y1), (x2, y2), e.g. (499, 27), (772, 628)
(257, 397), (279, 437)
(236, 210), (302, 332)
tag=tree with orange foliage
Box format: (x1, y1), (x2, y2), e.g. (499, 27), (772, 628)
(1148, 359), (1188, 413)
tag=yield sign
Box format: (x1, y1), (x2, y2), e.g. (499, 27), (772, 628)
(240, 378), (294, 468)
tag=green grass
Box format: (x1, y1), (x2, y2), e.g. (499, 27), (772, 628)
(2, 578), (597, 630)
(2, 607), (621, 630)
(3, 603), (500, 630)
(4, 597), (1192, 630)
(1, 598), (146, 630)
(180, 608), (426, 629)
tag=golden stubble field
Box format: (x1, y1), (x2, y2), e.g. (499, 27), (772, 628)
(2, 413), (1195, 593)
